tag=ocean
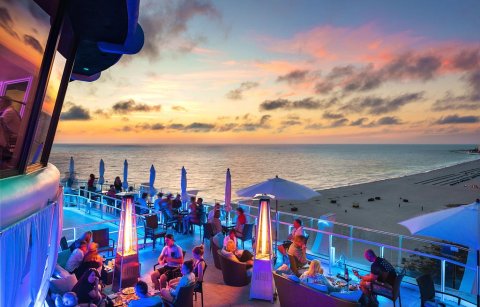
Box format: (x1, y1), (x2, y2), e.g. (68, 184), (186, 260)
(50, 144), (479, 201)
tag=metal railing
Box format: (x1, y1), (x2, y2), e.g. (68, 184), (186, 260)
(63, 188), (477, 305)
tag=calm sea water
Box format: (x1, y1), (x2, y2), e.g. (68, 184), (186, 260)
(50, 144), (479, 201)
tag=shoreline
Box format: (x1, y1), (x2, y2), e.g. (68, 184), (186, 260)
(277, 158), (480, 235)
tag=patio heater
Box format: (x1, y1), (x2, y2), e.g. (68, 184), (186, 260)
(250, 195), (275, 302)
(112, 192), (140, 292)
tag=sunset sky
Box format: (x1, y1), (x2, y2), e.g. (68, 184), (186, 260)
(57, 0), (480, 144)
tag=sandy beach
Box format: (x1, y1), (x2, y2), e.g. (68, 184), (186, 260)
(280, 158), (480, 235)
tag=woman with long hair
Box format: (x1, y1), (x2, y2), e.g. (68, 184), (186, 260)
(72, 268), (103, 305)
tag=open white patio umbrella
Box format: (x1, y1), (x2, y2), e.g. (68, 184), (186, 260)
(399, 201), (480, 306)
(237, 175), (321, 257)
(225, 168), (232, 219)
(149, 164), (156, 196)
(98, 159), (105, 186)
(181, 166), (188, 208)
(122, 159), (129, 190)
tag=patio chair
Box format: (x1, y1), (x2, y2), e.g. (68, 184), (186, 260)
(143, 214), (167, 249)
(416, 274), (464, 306)
(235, 223), (254, 249)
(217, 250), (251, 287)
(203, 223), (214, 245)
(60, 236), (69, 251)
(211, 239), (222, 269)
(91, 228), (115, 257)
(162, 283), (195, 307)
(371, 272), (404, 307)
(194, 264), (208, 307)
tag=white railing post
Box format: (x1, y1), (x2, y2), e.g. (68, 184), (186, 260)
(441, 260), (446, 301)
(380, 246), (384, 258)
(398, 235), (403, 267)
(329, 234), (334, 272)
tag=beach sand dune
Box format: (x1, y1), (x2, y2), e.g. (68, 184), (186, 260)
(283, 159), (480, 235)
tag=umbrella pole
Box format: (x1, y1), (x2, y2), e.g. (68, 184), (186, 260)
(477, 249), (479, 307)
(275, 199), (278, 261)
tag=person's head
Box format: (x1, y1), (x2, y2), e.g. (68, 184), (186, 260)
(0, 95), (13, 110)
(364, 249), (377, 262)
(82, 231), (92, 242)
(225, 239), (236, 252)
(78, 240), (88, 253)
(62, 292), (78, 307)
(89, 174), (95, 180)
(142, 192), (148, 199)
(214, 202), (220, 209)
(192, 245), (205, 259)
(293, 235), (306, 247)
(293, 219), (302, 229)
(476, 198), (480, 204)
(236, 207), (244, 215)
(82, 268), (100, 284)
(157, 192), (164, 198)
(197, 197), (203, 205)
(109, 185), (115, 191)
(115, 176), (121, 183)
(167, 193), (173, 200)
(175, 194), (181, 200)
(306, 259), (324, 276)
(134, 280), (149, 297)
(228, 229), (236, 240)
(165, 234), (175, 246)
(181, 260), (194, 275)
(128, 186), (134, 192)
(190, 196), (196, 203)
(87, 242), (98, 254)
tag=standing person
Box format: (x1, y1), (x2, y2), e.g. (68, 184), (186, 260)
(208, 202), (222, 234)
(278, 219), (305, 257)
(196, 197), (205, 224)
(234, 207), (247, 238)
(128, 280), (162, 307)
(353, 249), (397, 304)
(72, 268), (104, 306)
(160, 260), (195, 304)
(113, 176), (123, 193)
(150, 234), (184, 290)
(0, 95), (21, 163)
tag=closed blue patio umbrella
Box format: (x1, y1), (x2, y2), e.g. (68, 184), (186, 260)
(149, 164), (156, 196)
(225, 168), (232, 219)
(123, 159), (129, 190)
(181, 166), (188, 208)
(98, 159), (105, 186)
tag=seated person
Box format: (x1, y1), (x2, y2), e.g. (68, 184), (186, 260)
(75, 243), (104, 280)
(172, 194), (182, 211)
(353, 249), (396, 298)
(300, 260), (339, 292)
(54, 292), (84, 307)
(169, 245), (207, 290)
(69, 231), (92, 252)
(136, 192), (150, 215)
(150, 234), (184, 290)
(128, 280), (162, 307)
(278, 219), (305, 256)
(221, 239), (254, 269)
(153, 192), (164, 212)
(160, 260), (195, 303)
(234, 207), (246, 237)
(65, 241), (88, 275)
(72, 268), (104, 306)
(287, 235), (308, 268)
(223, 229), (238, 248)
(105, 185), (117, 207)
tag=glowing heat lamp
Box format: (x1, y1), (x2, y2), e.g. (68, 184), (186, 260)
(250, 195), (275, 302)
(112, 193), (140, 292)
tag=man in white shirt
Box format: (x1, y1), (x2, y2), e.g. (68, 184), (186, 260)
(65, 241), (88, 274)
(278, 219), (305, 257)
(150, 234), (184, 290)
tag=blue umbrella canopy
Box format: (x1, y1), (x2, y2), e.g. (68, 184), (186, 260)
(181, 166), (188, 206)
(123, 159), (129, 190)
(98, 159), (105, 185)
(149, 164), (156, 196)
(225, 168), (232, 212)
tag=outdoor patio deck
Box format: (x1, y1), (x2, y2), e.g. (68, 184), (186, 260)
(61, 206), (442, 307)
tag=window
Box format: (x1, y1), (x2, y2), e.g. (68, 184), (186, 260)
(0, 0), (52, 172)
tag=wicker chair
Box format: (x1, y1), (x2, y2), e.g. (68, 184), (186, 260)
(217, 250), (251, 287)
